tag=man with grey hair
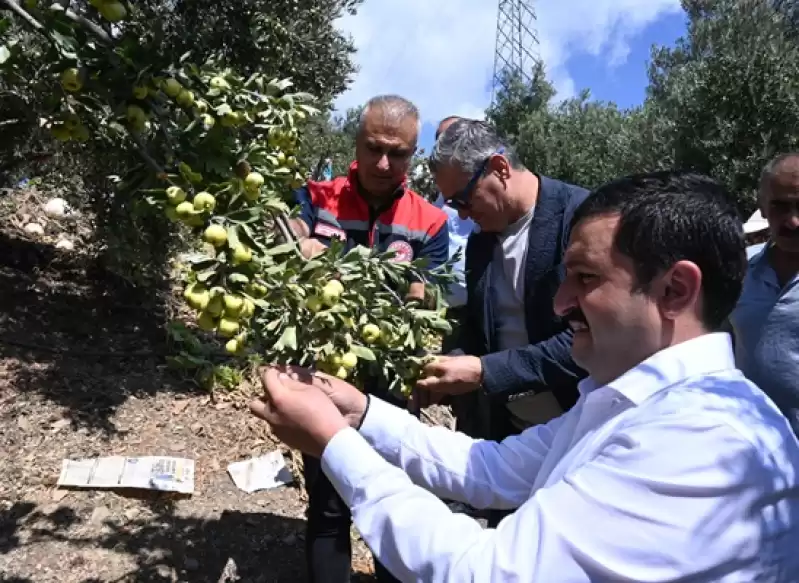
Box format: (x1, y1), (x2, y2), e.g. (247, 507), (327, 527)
(730, 152), (799, 436)
(417, 119), (589, 494)
(287, 94), (449, 583)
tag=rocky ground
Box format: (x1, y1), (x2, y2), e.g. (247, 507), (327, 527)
(0, 230), (453, 582)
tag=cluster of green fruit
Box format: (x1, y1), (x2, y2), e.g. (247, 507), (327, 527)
(183, 282), (256, 355)
(50, 112), (89, 143)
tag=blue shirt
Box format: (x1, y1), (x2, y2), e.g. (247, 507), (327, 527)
(730, 242), (799, 434)
(434, 193), (475, 307)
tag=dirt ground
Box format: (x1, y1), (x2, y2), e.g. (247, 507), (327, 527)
(0, 230), (453, 582)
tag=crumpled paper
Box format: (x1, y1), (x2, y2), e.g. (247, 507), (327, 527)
(227, 451), (293, 494)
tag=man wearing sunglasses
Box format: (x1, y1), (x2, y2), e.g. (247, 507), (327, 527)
(418, 119), (589, 485)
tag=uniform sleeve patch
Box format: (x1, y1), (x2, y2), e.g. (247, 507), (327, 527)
(387, 240), (414, 262)
(314, 222), (346, 240)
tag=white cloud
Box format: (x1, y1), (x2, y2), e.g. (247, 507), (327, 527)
(334, 0), (682, 126)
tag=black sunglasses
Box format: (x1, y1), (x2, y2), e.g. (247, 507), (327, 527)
(445, 147), (505, 211)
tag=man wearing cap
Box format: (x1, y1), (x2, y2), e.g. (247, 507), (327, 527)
(730, 153), (799, 436)
(743, 209), (769, 254)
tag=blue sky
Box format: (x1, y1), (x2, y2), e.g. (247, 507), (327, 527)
(334, 1), (687, 152)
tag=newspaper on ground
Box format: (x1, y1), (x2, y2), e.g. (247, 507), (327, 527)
(57, 456), (195, 494)
(227, 450), (293, 494)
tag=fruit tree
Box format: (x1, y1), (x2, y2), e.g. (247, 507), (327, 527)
(0, 0), (456, 395)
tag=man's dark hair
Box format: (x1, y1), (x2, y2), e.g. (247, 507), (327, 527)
(571, 170), (746, 330)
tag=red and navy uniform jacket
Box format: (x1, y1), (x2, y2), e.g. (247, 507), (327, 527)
(293, 162), (449, 273)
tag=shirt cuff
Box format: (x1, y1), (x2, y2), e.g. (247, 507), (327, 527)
(357, 396), (416, 465)
(320, 427), (397, 507)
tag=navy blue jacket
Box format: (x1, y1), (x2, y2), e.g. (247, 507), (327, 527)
(453, 176), (590, 412)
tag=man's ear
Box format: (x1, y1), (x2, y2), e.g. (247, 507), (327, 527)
(658, 260), (702, 319)
(488, 154), (511, 179)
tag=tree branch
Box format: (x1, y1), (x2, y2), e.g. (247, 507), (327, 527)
(0, 0), (45, 30)
(57, 4), (113, 45)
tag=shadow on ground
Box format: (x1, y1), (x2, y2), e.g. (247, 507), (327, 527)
(0, 500), (308, 582)
(0, 230), (196, 435)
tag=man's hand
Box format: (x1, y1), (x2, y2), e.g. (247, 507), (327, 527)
(250, 367), (353, 457)
(299, 237), (327, 259)
(274, 365), (369, 427)
(416, 355), (483, 395)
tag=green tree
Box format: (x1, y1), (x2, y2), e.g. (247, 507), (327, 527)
(646, 0), (799, 210)
(0, 0), (363, 284)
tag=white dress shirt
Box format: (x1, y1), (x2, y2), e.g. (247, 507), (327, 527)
(320, 333), (799, 582)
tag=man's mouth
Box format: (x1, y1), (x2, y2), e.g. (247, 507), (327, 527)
(564, 308), (589, 333)
(569, 320), (589, 333)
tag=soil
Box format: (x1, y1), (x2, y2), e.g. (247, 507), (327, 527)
(0, 229), (454, 582)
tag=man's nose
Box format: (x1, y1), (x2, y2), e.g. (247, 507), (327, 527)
(553, 279), (576, 317)
(376, 154), (390, 171)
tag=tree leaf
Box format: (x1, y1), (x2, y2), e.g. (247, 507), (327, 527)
(273, 326), (297, 350)
(349, 344), (376, 361)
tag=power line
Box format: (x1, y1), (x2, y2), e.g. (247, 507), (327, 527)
(492, 0), (540, 104)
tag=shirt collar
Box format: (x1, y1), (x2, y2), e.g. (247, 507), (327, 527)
(577, 332), (736, 405)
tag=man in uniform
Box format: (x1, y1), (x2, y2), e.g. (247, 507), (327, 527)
(288, 94), (449, 583)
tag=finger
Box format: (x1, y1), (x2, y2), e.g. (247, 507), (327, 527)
(259, 368), (290, 402)
(249, 397), (279, 423)
(415, 376), (441, 390)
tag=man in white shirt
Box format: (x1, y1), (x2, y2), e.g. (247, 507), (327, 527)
(251, 170), (799, 582)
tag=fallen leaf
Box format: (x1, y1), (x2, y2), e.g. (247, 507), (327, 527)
(172, 400), (190, 414)
(51, 418), (71, 432)
(51, 489), (69, 502)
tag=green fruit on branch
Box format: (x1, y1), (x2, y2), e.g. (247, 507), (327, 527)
(133, 85), (148, 99)
(221, 111), (244, 127)
(206, 295), (224, 317)
(60, 68), (82, 92)
(361, 323), (381, 344)
(126, 105), (148, 130)
(99, 1), (127, 22)
(304, 295), (322, 313)
(340, 352), (358, 370)
(51, 124), (72, 141)
(334, 367), (349, 380)
(240, 298), (255, 319)
(197, 311), (217, 331)
(195, 100), (209, 114)
(225, 338), (241, 355)
(245, 172), (264, 191)
(163, 78), (182, 98)
(231, 245), (252, 265)
(166, 186), (186, 205)
(204, 224), (227, 247)
(218, 318), (240, 338)
(165, 207), (180, 222)
(175, 201), (194, 219)
(200, 114), (215, 130)
(321, 280), (344, 306)
(72, 125), (90, 142)
(193, 191), (216, 212)
(176, 89), (195, 108)
(223, 294), (244, 317)
(210, 76), (230, 91)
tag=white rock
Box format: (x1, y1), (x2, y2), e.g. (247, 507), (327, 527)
(43, 197), (68, 219)
(24, 222), (44, 236)
(55, 238), (74, 251)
